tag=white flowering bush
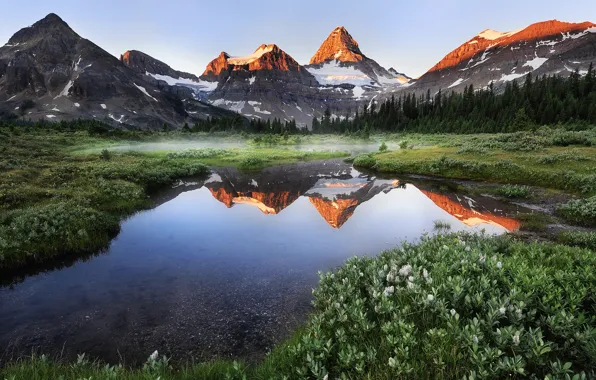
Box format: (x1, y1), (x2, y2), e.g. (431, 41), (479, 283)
(0, 202), (119, 266)
(285, 233), (596, 379)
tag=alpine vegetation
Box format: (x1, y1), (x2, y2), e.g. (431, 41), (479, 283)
(283, 233), (596, 379)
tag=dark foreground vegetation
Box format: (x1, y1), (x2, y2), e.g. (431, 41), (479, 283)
(2, 233), (595, 379)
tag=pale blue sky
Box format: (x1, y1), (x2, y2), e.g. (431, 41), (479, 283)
(1, 0), (594, 78)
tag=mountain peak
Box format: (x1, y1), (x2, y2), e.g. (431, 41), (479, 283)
(310, 26), (364, 65)
(428, 19), (596, 73)
(8, 12), (78, 45)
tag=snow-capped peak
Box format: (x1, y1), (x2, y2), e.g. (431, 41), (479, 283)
(228, 44), (276, 65)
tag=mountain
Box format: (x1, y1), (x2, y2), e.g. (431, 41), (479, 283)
(306, 26), (405, 87)
(199, 44), (360, 126)
(409, 20), (596, 94)
(199, 28), (410, 127)
(0, 14), (235, 128)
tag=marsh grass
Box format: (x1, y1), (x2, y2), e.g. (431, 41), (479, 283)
(433, 220), (452, 231)
(556, 196), (596, 227)
(496, 184), (532, 199)
(516, 212), (553, 232)
(557, 231), (596, 250)
(3, 234), (596, 379)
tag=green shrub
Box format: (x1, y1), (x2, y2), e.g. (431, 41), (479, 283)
(353, 154), (377, 169)
(379, 142), (388, 153)
(285, 233), (596, 379)
(399, 140), (409, 150)
(558, 231), (596, 250)
(556, 196), (596, 227)
(238, 156), (267, 169)
(166, 148), (232, 159)
(496, 184), (531, 198)
(0, 202), (119, 265)
(100, 149), (111, 161)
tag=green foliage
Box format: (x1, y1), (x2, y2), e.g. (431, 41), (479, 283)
(433, 220), (452, 231)
(166, 148), (232, 159)
(283, 233), (596, 379)
(557, 231), (596, 251)
(100, 148), (111, 160)
(0, 202), (119, 266)
(516, 213), (552, 232)
(496, 184), (531, 199)
(238, 156), (267, 169)
(399, 140), (409, 150)
(353, 154), (377, 169)
(379, 141), (388, 152)
(556, 196), (596, 227)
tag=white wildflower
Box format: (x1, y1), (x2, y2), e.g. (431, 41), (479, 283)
(323, 375), (328, 380)
(479, 255), (486, 264)
(407, 281), (414, 289)
(383, 264), (389, 272)
(442, 245), (449, 250)
(512, 333), (520, 346)
(408, 275), (414, 282)
(450, 309), (456, 316)
(386, 273), (395, 283)
(384, 286), (395, 296)
(497, 261), (503, 269)
(499, 307), (506, 315)
(473, 335), (479, 344)
(388, 357), (396, 368)
(427, 294), (435, 302)
(422, 269), (429, 279)
(465, 246), (471, 252)
(148, 350), (158, 361)
(398, 264), (412, 277)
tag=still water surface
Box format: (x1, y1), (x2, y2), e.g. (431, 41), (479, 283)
(0, 160), (524, 364)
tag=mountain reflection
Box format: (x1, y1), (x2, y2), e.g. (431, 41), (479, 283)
(201, 162), (520, 231)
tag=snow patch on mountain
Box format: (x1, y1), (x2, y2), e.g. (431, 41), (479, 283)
(134, 83), (158, 102)
(448, 78), (467, 88)
(147, 72), (217, 92)
(352, 86), (365, 99)
(477, 28), (523, 41)
(307, 61), (373, 86)
(524, 56), (548, 70)
(228, 45), (274, 65)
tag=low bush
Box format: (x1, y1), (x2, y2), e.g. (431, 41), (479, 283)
(556, 196), (596, 227)
(166, 148), (232, 159)
(285, 233), (596, 379)
(557, 231), (596, 251)
(238, 156), (267, 169)
(496, 184), (531, 198)
(379, 142), (388, 152)
(353, 154), (377, 169)
(0, 202), (119, 266)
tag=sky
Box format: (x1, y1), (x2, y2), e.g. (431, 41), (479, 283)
(1, 0), (595, 78)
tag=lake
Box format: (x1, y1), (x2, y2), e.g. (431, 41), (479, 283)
(0, 160), (524, 364)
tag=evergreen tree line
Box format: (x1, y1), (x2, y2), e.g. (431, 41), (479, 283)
(313, 64), (596, 134)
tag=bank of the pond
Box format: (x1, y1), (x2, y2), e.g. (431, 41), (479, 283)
(2, 233), (595, 379)
(0, 130), (347, 272)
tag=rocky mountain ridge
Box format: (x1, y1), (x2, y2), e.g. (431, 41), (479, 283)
(407, 19), (596, 96)
(0, 13), (237, 128)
